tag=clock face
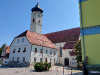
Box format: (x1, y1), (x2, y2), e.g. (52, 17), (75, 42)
(38, 13), (41, 17)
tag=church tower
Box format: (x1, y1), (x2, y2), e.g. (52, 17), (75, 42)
(30, 2), (43, 34)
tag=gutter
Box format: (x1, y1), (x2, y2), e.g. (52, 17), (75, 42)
(80, 0), (85, 60)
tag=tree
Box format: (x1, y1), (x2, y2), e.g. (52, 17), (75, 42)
(0, 43), (6, 57)
(74, 40), (82, 63)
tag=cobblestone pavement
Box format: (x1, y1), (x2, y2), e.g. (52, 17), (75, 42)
(0, 64), (83, 75)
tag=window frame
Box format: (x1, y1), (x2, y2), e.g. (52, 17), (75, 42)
(17, 39), (20, 43)
(23, 57), (25, 62)
(22, 38), (24, 43)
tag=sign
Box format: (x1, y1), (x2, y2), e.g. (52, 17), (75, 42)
(90, 71), (100, 73)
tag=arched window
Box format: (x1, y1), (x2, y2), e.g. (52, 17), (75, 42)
(38, 20), (40, 23)
(33, 18), (35, 23)
(60, 47), (62, 57)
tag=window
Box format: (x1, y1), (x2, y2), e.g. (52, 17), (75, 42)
(54, 58), (56, 63)
(38, 20), (40, 23)
(40, 49), (43, 54)
(40, 58), (42, 62)
(60, 47), (62, 57)
(18, 48), (20, 53)
(13, 49), (16, 53)
(22, 38), (24, 42)
(50, 51), (52, 54)
(34, 57), (36, 63)
(33, 18), (35, 23)
(17, 39), (20, 43)
(12, 57), (14, 61)
(46, 50), (48, 54)
(69, 51), (71, 54)
(54, 51), (56, 55)
(23, 47), (26, 52)
(23, 57), (25, 62)
(17, 57), (19, 62)
(35, 48), (37, 53)
(50, 58), (52, 63)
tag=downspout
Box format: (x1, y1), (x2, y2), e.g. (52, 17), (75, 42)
(80, 0), (85, 60)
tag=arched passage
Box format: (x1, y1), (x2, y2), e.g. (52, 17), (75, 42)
(64, 58), (69, 66)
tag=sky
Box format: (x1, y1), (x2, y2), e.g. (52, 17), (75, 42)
(0, 0), (80, 47)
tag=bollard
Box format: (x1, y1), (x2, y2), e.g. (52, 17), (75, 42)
(71, 68), (72, 75)
(63, 67), (64, 75)
(47, 65), (48, 71)
(56, 67), (58, 72)
(51, 66), (52, 71)
(56, 66), (58, 75)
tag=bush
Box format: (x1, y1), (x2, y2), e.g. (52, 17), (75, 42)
(34, 62), (51, 71)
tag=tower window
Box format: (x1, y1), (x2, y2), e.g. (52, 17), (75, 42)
(38, 20), (40, 23)
(33, 18), (35, 23)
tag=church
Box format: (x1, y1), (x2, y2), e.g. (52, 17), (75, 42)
(8, 2), (80, 67)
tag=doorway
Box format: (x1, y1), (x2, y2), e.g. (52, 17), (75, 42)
(64, 58), (69, 65)
(45, 58), (47, 62)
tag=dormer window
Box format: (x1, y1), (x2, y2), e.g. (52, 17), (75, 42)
(18, 39), (20, 43)
(22, 38), (24, 42)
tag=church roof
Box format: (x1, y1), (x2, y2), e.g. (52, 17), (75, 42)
(16, 30), (57, 49)
(31, 2), (43, 13)
(70, 50), (76, 56)
(63, 41), (76, 49)
(43, 27), (80, 43)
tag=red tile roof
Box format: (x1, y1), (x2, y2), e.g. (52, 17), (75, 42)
(43, 27), (80, 43)
(5, 46), (10, 53)
(63, 41), (76, 49)
(70, 50), (76, 56)
(16, 30), (57, 49)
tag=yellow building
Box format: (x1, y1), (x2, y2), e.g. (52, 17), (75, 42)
(79, 0), (100, 65)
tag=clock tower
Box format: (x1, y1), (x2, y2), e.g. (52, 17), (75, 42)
(30, 2), (43, 34)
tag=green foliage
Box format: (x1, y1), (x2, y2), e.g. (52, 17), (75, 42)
(74, 40), (82, 63)
(34, 62), (51, 71)
(0, 43), (6, 57)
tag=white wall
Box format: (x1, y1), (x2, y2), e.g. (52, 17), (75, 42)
(60, 49), (74, 65)
(31, 45), (58, 65)
(9, 36), (31, 63)
(3, 58), (9, 65)
(54, 42), (66, 64)
(69, 56), (77, 67)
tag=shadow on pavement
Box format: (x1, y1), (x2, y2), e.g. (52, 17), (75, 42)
(0, 64), (15, 68)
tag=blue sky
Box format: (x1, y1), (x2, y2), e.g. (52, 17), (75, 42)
(0, 0), (80, 47)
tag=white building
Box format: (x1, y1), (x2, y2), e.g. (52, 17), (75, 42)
(44, 28), (80, 66)
(9, 2), (58, 66)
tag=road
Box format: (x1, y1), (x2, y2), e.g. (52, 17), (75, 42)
(0, 64), (83, 75)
